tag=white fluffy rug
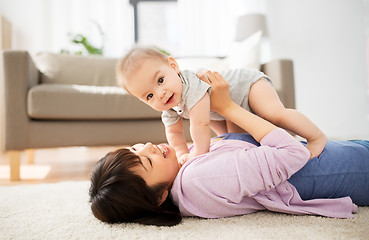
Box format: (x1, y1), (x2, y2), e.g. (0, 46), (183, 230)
(1, 181), (368, 240)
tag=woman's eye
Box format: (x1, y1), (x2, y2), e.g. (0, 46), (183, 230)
(147, 157), (152, 166)
(158, 77), (164, 84)
(147, 93), (153, 100)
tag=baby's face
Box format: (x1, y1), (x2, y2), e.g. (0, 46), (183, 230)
(124, 58), (182, 112)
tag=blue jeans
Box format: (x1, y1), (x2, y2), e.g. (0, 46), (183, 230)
(218, 133), (369, 205)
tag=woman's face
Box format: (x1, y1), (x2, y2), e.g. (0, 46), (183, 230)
(130, 142), (180, 188)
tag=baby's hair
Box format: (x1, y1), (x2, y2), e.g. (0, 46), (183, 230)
(116, 46), (169, 89)
(89, 147), (182, 226)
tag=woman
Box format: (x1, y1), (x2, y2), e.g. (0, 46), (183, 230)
(89, 71), (369, 226)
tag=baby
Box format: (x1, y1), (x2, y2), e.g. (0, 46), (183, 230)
(116, 46), (327, 164)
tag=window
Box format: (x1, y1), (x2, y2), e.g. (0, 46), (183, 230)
(130, 0), (179, 54)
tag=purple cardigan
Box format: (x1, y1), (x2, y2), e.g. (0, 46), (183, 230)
(170, 128), (358, 218)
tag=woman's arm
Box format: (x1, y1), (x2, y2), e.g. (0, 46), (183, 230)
(196, 71), (276, 142)
(196, 70), (310, 193)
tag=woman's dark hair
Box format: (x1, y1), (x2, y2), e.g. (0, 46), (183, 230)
(89, 148), (182, 226)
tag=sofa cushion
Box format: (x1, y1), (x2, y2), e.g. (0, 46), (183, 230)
(27, 84), (161, 120)
(34, 52), (118, 86)
(176, 31), (262, 72)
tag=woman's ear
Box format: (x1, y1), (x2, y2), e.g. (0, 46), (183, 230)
(168, 57), (180, 74)
(158, 190), (169, 206)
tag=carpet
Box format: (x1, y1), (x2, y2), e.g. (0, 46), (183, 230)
(1, 181), (368, 240)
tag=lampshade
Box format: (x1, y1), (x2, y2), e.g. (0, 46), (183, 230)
(234, 14), (268, 41)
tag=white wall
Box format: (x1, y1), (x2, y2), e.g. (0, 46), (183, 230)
(266, 0), (369, 139)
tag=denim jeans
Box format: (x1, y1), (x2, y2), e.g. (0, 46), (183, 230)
(218, 132), (369, 206)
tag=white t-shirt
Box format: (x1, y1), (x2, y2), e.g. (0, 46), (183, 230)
(161, 68), (271, 127)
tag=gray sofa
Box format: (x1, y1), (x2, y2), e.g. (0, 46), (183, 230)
(0, 50), (295, 180)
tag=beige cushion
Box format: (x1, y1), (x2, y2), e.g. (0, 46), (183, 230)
(27, 84), (161, 120)
(226, 30), (262, 70)
(34, 52), (118, 86)
(176, 31), (262, 72)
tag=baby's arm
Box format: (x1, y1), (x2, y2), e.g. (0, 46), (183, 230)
(187, 93), (211, 158)
(166, 118), (189, 158)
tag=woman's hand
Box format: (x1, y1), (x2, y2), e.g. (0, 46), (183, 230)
(197, 70), (277, 142)
(196, 70), (233, 114)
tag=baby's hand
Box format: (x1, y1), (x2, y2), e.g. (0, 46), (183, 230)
(306, 132), (328, 159)
(178, 153), (193, 166)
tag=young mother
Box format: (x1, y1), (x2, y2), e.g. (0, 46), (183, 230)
(89, 71), (369, 226)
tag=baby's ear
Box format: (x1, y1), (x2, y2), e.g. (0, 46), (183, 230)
(168, 57), (180, 73)
(158, 190), (169, 206)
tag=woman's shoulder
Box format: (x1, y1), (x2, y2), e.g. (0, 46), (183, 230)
(174, 142), (244, 184)
(170, 145), (247, 217)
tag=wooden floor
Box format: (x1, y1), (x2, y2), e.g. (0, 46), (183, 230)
(0, 145), (126, 186)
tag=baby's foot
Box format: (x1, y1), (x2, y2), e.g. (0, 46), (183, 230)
(306, 132), (328, 159)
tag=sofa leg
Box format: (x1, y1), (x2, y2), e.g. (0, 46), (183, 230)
(9, 151), (21, 181)
(26, 149), (35, 164)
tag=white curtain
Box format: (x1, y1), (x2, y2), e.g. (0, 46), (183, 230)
(0, 0), (264, 57)
(178, 0), (265, 56)
(46, 0), (134, 57)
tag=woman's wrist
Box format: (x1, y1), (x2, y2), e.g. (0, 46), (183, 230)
(215, 101), (240, 119)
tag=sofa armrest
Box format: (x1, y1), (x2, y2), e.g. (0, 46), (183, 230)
(260, 59), (295, 109)
(0, 50), (39, 150)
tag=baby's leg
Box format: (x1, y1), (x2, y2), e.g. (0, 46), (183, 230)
(248, 78), (327, 158)
(226, 120), (247, 133)
(210, 120), (228, 135)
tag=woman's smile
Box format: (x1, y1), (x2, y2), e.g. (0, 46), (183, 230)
(157, 144), (169, 158)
